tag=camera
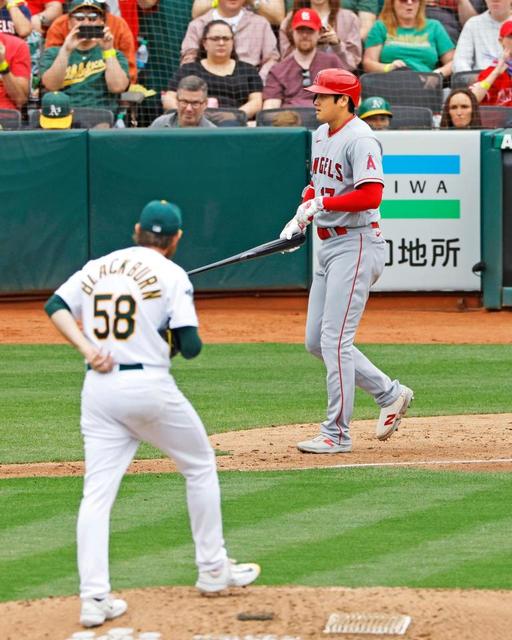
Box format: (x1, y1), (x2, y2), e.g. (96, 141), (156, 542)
(78, 25), (104, 39)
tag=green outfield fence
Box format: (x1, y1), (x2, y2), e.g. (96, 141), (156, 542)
(2, 127), (512, 306)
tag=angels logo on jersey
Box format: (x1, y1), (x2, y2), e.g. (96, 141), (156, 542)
(366, 153), (377, 171)
(312, 156), (343, 182)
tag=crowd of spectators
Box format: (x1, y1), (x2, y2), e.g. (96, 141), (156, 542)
(1, 0), (511, 128)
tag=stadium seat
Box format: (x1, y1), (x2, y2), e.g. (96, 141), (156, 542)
(0, 108), (22, 130)
(389, 106), (433, 130)
(360, 70), (443, 114)
(479, 106), (512, 129)
(451, 70), (482, 89)
(256, 107), (318, 129)
(28, 107), (114, 129)
(204, 107), (248, 127)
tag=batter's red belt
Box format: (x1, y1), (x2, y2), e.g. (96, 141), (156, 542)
(317, 222), (379, 240)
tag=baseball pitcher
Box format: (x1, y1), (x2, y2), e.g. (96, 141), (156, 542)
(45, 200), (260, 628)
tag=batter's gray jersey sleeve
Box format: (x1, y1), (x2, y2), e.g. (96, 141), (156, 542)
(350, 137), (384, 188)
(166, 269), (199, 329)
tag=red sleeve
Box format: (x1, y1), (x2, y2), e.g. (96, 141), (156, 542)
(302, 183), (315, 202)
(9, 38), (31, 80)
(322, 182), (383, 212)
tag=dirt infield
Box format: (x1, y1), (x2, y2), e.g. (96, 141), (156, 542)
(2, 585), (512, 640)
(2, 414), (512, 479)
(1, 294), (511, 639)
(1, 293), (512, 345)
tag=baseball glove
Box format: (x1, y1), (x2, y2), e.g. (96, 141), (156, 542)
(159, 328), (181, 358)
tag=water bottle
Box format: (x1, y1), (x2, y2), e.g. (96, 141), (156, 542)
(114, 113), (126, 128)
(136, 38), (148, 70)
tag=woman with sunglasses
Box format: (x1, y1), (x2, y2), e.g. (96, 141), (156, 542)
(363, 0), (454, 77)
(163, 20), (262, 119)
(280, 0), (362, 70)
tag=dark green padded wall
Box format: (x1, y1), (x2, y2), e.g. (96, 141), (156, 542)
(88, 128), (310, 290)
(0, 131), (88, 293)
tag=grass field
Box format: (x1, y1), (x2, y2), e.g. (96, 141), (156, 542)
(2, 468), (512, 602)
(1, 343), (511, 463)
(1, 342), (511, 606)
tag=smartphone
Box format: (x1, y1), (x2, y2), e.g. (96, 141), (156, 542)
(78, 25), (104, 39)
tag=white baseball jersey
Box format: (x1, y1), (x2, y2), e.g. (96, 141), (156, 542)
(311, 116), (384, 228)
(55, 245), (197, 367)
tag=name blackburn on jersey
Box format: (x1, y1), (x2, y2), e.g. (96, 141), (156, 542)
(312, 156), (343, 182)
(80, 259), (162, 299)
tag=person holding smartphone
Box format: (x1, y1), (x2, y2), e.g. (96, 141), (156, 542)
(40, 0), (129, 113)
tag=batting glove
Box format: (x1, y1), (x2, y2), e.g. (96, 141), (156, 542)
(279, 218), (303, 241)
(294, 196), (324, 229)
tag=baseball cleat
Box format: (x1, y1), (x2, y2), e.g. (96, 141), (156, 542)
(376, 385), (414, 441)
(80, 596), (128, 627)
(196, 559), (261, 594)
(297, 434), (352, 454)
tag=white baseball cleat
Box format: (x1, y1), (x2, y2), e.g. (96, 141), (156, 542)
(297, 434), (352, 454)
(80, 596), (128, 627)
(376, 385), (414, 441)
(196, 559), (261, 594)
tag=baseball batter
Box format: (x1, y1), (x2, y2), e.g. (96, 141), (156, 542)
(280, 69), (413, 454)
(45, 200), (260, 628)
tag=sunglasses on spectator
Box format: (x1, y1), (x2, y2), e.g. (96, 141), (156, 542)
(205, 36), (233, 42)
(177, 98), (206, 109)
(301, 68), (312, 88)
(71, 11), (103, 20)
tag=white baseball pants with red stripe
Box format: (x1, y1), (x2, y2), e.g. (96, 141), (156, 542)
(77, 367), (227, 599)
(305, 225), (401, 447)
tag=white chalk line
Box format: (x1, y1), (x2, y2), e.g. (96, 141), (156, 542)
(297, 458), (512, 471)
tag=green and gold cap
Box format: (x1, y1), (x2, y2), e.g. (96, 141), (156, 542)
(359, 96), (393, 119)
(40, 91), (73, 129)
(139, 200), (182, 235)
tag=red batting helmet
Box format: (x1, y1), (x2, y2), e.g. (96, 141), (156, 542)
(305, 69), (361, 106)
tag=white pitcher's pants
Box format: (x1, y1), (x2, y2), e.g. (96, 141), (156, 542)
(78, 367), (227, 599)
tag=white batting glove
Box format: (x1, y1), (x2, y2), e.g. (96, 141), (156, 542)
(294, 196), (324, 229)
(279, 218), (303, 240)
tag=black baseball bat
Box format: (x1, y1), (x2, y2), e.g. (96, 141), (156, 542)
(187, 232), (306, 276)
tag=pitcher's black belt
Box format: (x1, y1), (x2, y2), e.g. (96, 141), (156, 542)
(87, 363), (144, 371)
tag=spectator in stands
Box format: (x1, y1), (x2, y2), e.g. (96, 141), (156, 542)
(453, 0), (512, 72)
(192, 0), (286, 26)
(45, 0), (137, 82)
(284, 0), (379, 41)
(150, 75), (217, 127)
(38, 89), (73, 127)
(440, 86), (482, 125)
(424, 0), (484, 45)
(0, 31), (30, 108)
(164, 19), (262, 118)
(271, 108), (302, 123)
(181, 0), (279, 80)
(470, 19), (512, 105)
(358, 95), (393, 128)
(279, 0), (361, 69)
(441, 86), (482, 124)
(40, 0), (129, 111)
(263, 8), (342, 107)
(363, 0), (455, 78)
(28, 0), (63, 32)
(104, 0), (159, 42)
(0, 0), (32, 37)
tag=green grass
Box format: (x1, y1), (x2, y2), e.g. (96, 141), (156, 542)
(1, 343), (511, 463)
(1, 468), (511, 602)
